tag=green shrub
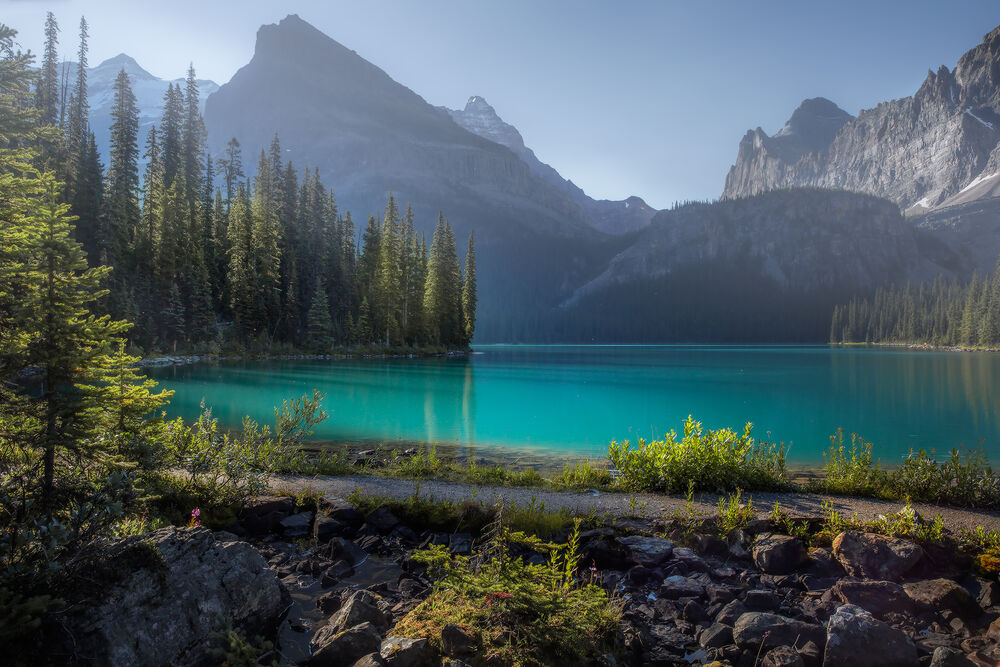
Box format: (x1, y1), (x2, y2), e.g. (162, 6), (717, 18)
(809, 430), (890, 498)
(892, 447), (999, 508)
(553, 460), (613, 489)
(717, 489), (754, 534)
(608, 416), (787, 493)
(395, 520), (621, 666)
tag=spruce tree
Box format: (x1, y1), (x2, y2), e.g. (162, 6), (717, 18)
(36, 12), (60, 127)
(462, 231), (477, 346)
(64, 16), (89, 183)
(106, 68), (140, 271)
(219, 137), (244, 210)
(306, 277), (334, 352)
(159, 83), (184, 188)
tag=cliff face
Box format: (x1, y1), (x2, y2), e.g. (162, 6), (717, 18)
(446, 96), (655, 234)
(722, 27), (1000, 212)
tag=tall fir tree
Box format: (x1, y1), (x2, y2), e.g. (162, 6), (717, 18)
(462, 231), (477, 346)
(106, 68), (140, 272)
(64, 16), (88, 185)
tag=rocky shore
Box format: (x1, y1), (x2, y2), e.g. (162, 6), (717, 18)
(48, 494), (1000, 666)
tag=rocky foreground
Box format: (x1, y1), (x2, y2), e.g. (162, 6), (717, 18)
(50, 495), (1000, 667)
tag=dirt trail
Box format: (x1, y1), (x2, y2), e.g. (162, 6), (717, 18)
(270, 473), (1000, 533)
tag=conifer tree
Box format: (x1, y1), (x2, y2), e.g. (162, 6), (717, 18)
(35, 13), (60, 126)
(71, 132), (104, 265)
(181, 64), (204, 209)
(373, 193), (402, 345)
(218, 137), (244, 210)
(65, 16), (89, 183)
(106, 68), (140, 271)
(462, 231), (477, 345)
(159, 83), (184, 188)
(306, 277), (334, 352)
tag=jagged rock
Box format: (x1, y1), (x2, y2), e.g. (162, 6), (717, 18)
(309, 621), (383, 666)
(763, 645), (805, 667)
(929, 646), (976, 667)
(699, 623), (733, 648)
(988, 616), (1000, 640)
(580, 535), (634, 570)
(239, 496), (296, 535)
(825, 579), (914, 619)
(327, 537), (370, 566)
(379, 636), (431, 667)
(823, 604), (918, 667)
(315, 515), (350, 541)
(441, 623), (476, 656)
(732, 612), (825, 650)
(661, 575), (705, 599)
(320, 496), (365, 526)
(805, 547), (846, 578)
(364, 507), (401, 534)
(353, 654), (386, 667)
(281, 510), (314, 538)
(715, 599), (747, 625)
(618, 535), (674, 566)
(903, 579), (980, 618)
(329, 590), (393, 635)
(753, 534), (808, 574)
(56, 527), (285, 667)
(832, 531), (923, 581)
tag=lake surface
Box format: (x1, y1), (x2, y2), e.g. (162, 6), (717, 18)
(146, 345), (1000, 467)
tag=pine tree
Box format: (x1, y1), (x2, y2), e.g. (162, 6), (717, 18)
(373, 193), (402, 345)
(218, 137), (244, 210)
(423, 214), (463, 346)
(106, 68), (140, 271)
(181, 64), (204, 210)
(159, 83), (184, 188)
(71, 132), (104, 266)
(306, 277), (334, 352)
(462, 231), (477, 346)
(227, 187), (256, 336)
(252, 149), (282, 332)
(36, 12), (60, 127)
(64, 16), (89, 183)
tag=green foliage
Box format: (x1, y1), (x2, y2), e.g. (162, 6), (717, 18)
(207, 619), (282, 667)
(608, 416), (788, 493)
(396, 519), (621, 666)
(813, 499), (945, 546)
(553, 460), (613, 489)
(810, 430), (1000, 508)
(716, 489), (754, 534)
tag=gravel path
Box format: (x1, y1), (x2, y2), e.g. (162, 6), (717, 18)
(271, 473), (1000, 533)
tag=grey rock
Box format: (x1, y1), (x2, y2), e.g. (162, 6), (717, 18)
(618, 535), (674, 567)
(823, 604), (918, 667)
(831, 531), (923, 581)
(825, 579), (913, 619)
(239, 495), (296, 535)
(763, 645), (806, 667)
(929, 646), (976, 667)
(329, 590), (393, 635)
(310, 621), (383, 666)
(715, 599), (747, 625)
(699, 623), (733, 649)
(365, 507), (401, 534)
(903, 579), (980, 619)
(744, 589), (781, 611)
(328, 536), (370, 566)
(732, 612), (825, 650)
(661, 575), (705, 599)
(281, 510), (315, 538)
(315, 515), (350, 542)
(319, 496), (364, 526)
(353, 653), (386, 667)
(753, 533), (808, 574)
(59, 527), (285, 667)
(380, 636), (431, 667)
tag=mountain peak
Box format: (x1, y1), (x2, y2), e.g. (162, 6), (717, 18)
(93, 52), (157, 80)
(464, 96), (496, 114)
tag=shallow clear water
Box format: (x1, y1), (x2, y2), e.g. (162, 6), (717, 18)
(146, 345), (1000, 466)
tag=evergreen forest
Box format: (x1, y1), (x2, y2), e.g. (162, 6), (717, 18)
(22, 13), (476, 356)
(830, 259), (1000, 347)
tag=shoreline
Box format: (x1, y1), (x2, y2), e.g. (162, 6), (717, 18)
(270, 472), (1000, 533)
(137, 348), (471, 368)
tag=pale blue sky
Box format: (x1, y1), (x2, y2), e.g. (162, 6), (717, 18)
(6, 1), (1000, 209)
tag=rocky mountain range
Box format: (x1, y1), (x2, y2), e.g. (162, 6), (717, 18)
(444, 96), (655, 235)
(723, 26), (1000, 217)
(66, 15), (1000, 341)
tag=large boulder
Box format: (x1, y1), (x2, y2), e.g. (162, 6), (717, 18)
(56, 527), (286, 667)
(733, 612), (825, 650)
(239, 495), (296, 535)
(328, 590), (393, 635)
(618, 535), (674, 567)
(309, 621), (382, 666)
(831, 531), (923, 581)
(825, 579), (914, 619)
(823, 604), (918, 667)
(903, 579), (980, 619)
(380, 636), (431, 666)
(753, 533), (808, 574)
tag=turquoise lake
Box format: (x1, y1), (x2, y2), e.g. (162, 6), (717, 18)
(146, 345), (1000, 467)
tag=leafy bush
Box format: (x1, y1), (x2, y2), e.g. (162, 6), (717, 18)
(553, 460), (613, 489)
(809, 430), (1000, 509)
(394, 519), (621, 666)
(717, 489), (754, 534)
(608, 416), (787, 493)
